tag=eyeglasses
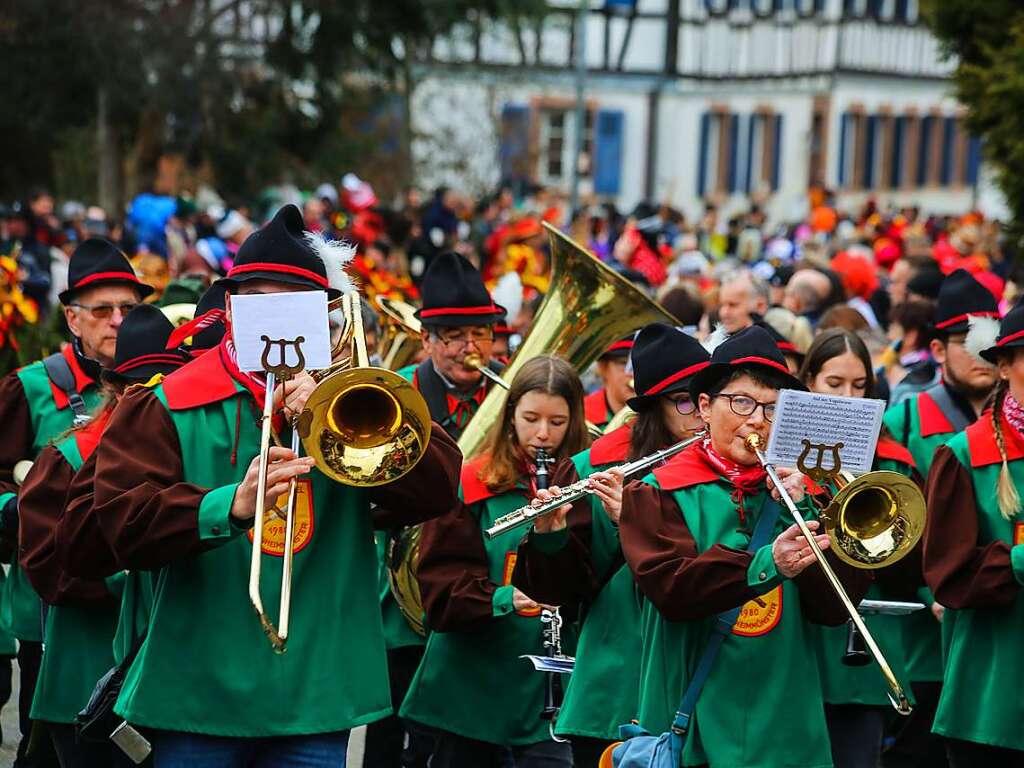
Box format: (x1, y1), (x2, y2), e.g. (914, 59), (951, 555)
(667, 395), (697, 415)
(70, 302), (139, 320)
(434, 328), (495, 348)
(712, 393), (776, 422)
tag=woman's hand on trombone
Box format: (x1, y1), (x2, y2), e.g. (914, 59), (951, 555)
(772, 520), (831, 578)
(767, 465), (807, 503)
(230, 447), (315, 522)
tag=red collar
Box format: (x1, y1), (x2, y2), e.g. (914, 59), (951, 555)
(917, 390), (956, 438)
(584, 389), (610, 426)
(162, 346), (241, 410)
(966, 412), (1024, 467)
(73, 407), (113, 462)
(652, 444), (721, 490)
(461, 455), (499, 505)
(876, 437), (916, 468)
(49, 345), (98, 409)
(590, 423), (632, 465)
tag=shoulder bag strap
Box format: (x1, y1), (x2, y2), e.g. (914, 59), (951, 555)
(42, 352), (90, 423)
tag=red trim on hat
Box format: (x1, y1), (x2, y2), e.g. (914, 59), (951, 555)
(645, 361), (711, 396)
(605, 340), (635, 354)
(420, 304), (501, 318)
(113, 353), (185, 375)
(996, 328), (1024, 348)
(73, 271), (142, 290)
(494, 325), (514, 336)
(730, 356), (792, 376)
(227, 262), (329, 289)
(935, 311), (1000, 331)
(776, 341), (797, 353)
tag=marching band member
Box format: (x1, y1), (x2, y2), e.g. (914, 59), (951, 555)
(618, 326), (871, 768)
(88, 205), (461, 765)
(513, 323), (709, 767)
(18, 304), (186, 766)
(800, 329), (920, 768)
(401, 355), (590, 768)
(882, 269), (998, 768)
(0, 237), (152, 763)
(366, 251), (507, 768)
(923, 301), (1024, 767)
(398, 251), (507, 439)
(583, 336), (636, 431)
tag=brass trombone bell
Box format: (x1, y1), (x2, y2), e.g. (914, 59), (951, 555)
(820, 471), (925, 570)
(375, 296), (423, 370)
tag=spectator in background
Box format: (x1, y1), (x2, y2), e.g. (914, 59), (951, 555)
(717, 268), (770, 333)
(784, 268), (833, 327)
(886, 299), (939, 405)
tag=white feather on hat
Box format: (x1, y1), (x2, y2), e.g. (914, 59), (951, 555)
(965, 313), (1001, 363)
(302, 231), (356, 296)
(702, 323), (730, 353)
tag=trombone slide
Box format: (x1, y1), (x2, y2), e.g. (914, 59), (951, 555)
(745, 434), (912, 715)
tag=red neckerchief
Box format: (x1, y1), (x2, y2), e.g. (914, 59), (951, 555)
(693, 437), (767, 526)
(446, 384), (487, 431)
(1004, 392), (1024, 439)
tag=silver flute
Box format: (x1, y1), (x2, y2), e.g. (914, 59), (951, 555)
(484, 432), (706, 539)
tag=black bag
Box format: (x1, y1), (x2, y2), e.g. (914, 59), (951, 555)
(76, 636), (143, 743)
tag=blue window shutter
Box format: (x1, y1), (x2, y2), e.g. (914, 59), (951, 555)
(499, 104), (530, 185)
(917, 116), (932, 186)
(745, 115), (757, 193)
(895, 0), (908, 20)
(771, 114), (783, 191)
(966, 137), (982, 185)
(940, 117), (956, 186)
(863, 115), (877, 189)
(697, 112), (711, 197)
(727, 114), (740, 193)
(838, 112), (849, 187)
(593, 109), (625, 196)
(891, 116), (905, 188)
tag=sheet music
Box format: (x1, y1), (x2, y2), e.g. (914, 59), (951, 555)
(231, 291), (332, 373)
(765, 389), (884, 476)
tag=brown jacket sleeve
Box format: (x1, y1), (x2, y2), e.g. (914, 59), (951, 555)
(923, 445), (1018, 609)
(56, 451), (121, 580)
(619, 481), (869, 626)
(417, 498), (502, 632)
(18, 446), (112, 606)
(92, 387), (220, 570)
(369, 423), (462, 529)
(0, 373), (34, 498)
(511, 460), (603, 607)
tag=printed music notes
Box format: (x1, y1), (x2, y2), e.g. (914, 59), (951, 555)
(765, 390), (884, 476)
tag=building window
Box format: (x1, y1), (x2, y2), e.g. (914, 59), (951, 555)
(697, 112), (726, 197)
(939, 116), (957, 186)
(537, 107), (593, 187)
(890, 116), (907, 188)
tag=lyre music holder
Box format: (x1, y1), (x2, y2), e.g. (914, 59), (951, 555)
(797, 438), (844, 483)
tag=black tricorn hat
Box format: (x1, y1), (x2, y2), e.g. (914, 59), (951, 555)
(415, 252), (506, 327)
(58, 238), (154, 305)
(191, 283), (228, 353)
(689, 325), (805, 400)
(934, 269), (999, 335)
(980, 302), (1024, 363)
(102, 304), (188, 385)
(600, 334), (636, 360)
(217, 205), (340, 300)
(755, 319), (804, 362)
(626, 323), (710, 411)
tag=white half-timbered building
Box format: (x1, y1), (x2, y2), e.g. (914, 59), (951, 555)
(411, 0), (1007, 223)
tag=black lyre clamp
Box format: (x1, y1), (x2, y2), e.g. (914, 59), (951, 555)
(796, 438), (844, 484)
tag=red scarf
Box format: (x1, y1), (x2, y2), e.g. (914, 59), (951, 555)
(219, 336), (286, 434)
(1004, 392), (1024, 439)
(693, 437), (767, 525)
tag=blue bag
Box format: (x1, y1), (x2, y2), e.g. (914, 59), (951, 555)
(611, 498), (782, 768)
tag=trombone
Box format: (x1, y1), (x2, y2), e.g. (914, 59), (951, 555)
(744, 433), (921, 714)
(248, 292), (432, 653)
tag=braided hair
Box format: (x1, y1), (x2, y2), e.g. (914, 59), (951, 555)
(992, 378), (1021, 520)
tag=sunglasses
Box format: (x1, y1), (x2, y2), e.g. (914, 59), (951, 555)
(70, 302), (139, 320)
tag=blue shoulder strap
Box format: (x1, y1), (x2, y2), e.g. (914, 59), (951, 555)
(668, 496), (783, 763)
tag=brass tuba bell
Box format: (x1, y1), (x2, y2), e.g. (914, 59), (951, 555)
(818, 470), (925, 570)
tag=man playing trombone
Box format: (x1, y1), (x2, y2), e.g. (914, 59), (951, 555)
(88, 205), (461, 766)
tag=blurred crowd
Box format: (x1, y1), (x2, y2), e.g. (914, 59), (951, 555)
(0, 176), (1015, 404)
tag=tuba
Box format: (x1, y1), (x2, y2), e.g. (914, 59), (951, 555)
(375, 295), (423, 371)
(386, 223), (680, 636)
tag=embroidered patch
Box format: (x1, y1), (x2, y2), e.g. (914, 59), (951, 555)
(248, 479), (315, 556)
(502, 551), (540, 616)
(1015, 522), (1024, 547)
(732, 585), (783, 637)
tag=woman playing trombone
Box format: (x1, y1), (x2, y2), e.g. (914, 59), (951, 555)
(618, 325), (870, 768)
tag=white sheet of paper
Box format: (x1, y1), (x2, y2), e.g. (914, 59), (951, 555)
(230, 292), (331, 373)
(765, 389), (884, 476)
